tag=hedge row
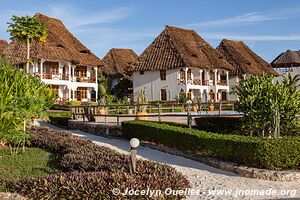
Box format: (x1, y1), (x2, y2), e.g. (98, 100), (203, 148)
(194, 116), (243, 134)
(16, 127), (189, 199)
(122, 121), (300, 170)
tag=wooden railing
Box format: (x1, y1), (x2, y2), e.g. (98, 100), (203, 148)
(70, 101), (240, 126)
(76, 76), (96, 83)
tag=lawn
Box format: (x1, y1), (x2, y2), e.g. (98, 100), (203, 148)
(0, 147), (61, 191)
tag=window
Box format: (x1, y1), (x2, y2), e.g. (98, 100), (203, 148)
(221, 91), (227, 101)
(43, 62), (59, 78)
(76, 66), (87, 77)
(76, 87), (87, 100)
(50, 85), (59, 97)
(187, 69), (192, 80)
(160, 70), (166, 80)
(140, 71), (144, 75)
(160, 89), (167, 101)
(180, 68), (185, 80)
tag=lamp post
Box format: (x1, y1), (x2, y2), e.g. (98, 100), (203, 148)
(129, 138), (140, 174)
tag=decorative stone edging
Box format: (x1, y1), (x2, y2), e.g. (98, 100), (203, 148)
(66, 121), (300, 182)
(141, 142), (300, 182)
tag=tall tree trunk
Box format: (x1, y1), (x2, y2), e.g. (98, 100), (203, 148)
(26, 38), (30, 75)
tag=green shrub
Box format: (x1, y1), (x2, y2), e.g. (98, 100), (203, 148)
(47, 110), (71, 127)
(194, 116), (243, 134)
(64, 100), (81, 106)
(122, 121), (300, 170)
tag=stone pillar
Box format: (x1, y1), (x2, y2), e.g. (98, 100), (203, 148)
(95, 67), (98, 84)
(200, 70), (203, 85)
(72, 89), (75, 100)
(68, 88), (71, 100)
(226, 71), (229, 86)
(68, 63), (71, 81)
(184, 68), (188, 85)
(214, 92), (218, 102)
(214, 69), (218, 85)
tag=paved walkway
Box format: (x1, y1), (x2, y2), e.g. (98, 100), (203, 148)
(40, 122), (300, 200)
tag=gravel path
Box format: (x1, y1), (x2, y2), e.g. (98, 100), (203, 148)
(41, 122), (300, 200)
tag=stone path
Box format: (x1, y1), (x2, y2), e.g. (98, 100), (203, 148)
(41, 122), (300, 200)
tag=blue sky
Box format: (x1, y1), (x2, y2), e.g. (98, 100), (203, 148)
(0, 0), (299, 62)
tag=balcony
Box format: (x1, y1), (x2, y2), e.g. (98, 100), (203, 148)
(178, 79), (227, 86)
(75, 76), (96, 83)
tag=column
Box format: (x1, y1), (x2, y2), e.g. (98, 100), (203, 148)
(226, 71), (229, 86)
(68, 64), (71, 81)
(40, 59), (44, 80)
(214, 69), (218, 85)
(200, 70), (203, 85)
(95, 67), (98, 84)
(95, 88), (98, 101)
(72, 66), (75, 82)
(184, 68), (188, 85)
(214, 92), (218, 102)
(206, 71), (209, 85)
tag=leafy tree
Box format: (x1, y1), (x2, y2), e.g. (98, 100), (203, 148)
(7, 15), (47, 74)
(234, 74), (300, 137)
(98, 74), (113, 98)
(0, 57), (55, 155)
(111, 78), (133, 99)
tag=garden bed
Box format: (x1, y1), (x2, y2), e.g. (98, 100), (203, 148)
(1, 127), (189, 199)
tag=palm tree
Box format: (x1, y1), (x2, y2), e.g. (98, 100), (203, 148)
(98, 74), (113, 98)
(282, 73), (300, 90)
(7, 15), (47, 74)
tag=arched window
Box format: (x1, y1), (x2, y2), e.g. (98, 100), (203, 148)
(221, 91), (227, 101)
(209, 89), (215, 102)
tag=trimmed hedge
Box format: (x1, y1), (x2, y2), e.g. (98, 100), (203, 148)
(122, 121), (300, 170)
(47, 110), (71, 127)
(19, 127), (189, 199)
(194, 116), (243, 134)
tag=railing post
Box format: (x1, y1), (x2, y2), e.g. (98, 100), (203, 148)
(187, 103), (192, 128)
(134, 105), (137, 120)
(172, 104), (174, 113)
(117, 105), (120, 125)
(158, 103), (161, 122)
(219, 102), (221, 116)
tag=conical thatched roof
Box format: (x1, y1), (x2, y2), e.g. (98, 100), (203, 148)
(3, 13), (103, 66)
(271, 50), (300, 68)
(102, 48), (138, 77)
(133, 26), (233, 71)
(216, 39), (278, 76)
(0, 40), (8, 55)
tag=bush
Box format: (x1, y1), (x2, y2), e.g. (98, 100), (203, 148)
(47, 110), (71, 127)
(122, 121), (300, 170)
(194, 116), (243, 134)
(64, 100), (81, 106)
(23, 127), (189, 199)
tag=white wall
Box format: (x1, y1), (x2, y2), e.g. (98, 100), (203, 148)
(274, 67), (300, 90)
(133, 69), (186, 101)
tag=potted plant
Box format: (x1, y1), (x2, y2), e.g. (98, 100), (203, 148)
(123, 96), (133, 114)
(136, 90), (148, 120)
(98, 97), (107, 115)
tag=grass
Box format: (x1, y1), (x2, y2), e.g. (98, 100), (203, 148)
(0, 147), (61, 192)
(47, 110), (71, 118)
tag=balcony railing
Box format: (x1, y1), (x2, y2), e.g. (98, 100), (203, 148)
(218, 80), (227, 86)
(76, 76), (96, 83)
(178, 78), (227, 86)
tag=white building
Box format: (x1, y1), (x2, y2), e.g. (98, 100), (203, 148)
(216, 39), (278, 100)
(132, 26), (233, 102)
(271, 50), (300, 89)
(3, 13), (103, 102)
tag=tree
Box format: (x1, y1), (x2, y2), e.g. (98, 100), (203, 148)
(111, 78), (133, 99)
(234, 74), (300, 137)
(7, 15), (47, 74)
(98, 74), (113, 98)
(0, 57), (55, 155)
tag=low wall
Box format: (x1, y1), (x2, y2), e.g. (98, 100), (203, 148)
(68, 120), (123, 137)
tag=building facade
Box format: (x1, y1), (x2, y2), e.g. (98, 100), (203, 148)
(132, 26), (233, 102)
(3, 13), (103, 102)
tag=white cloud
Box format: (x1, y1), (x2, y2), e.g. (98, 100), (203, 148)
(202, 32), (300, 41)
(185, 7), (300, 28)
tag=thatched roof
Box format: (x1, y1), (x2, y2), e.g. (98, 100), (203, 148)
(3, 13), (103, 66)
(133, 26), (233, 71)
(102, 48), (138, 77)
(271, 50), (300, 68)
(216, 39), (278, 76)
(0, 40), (8, 55)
